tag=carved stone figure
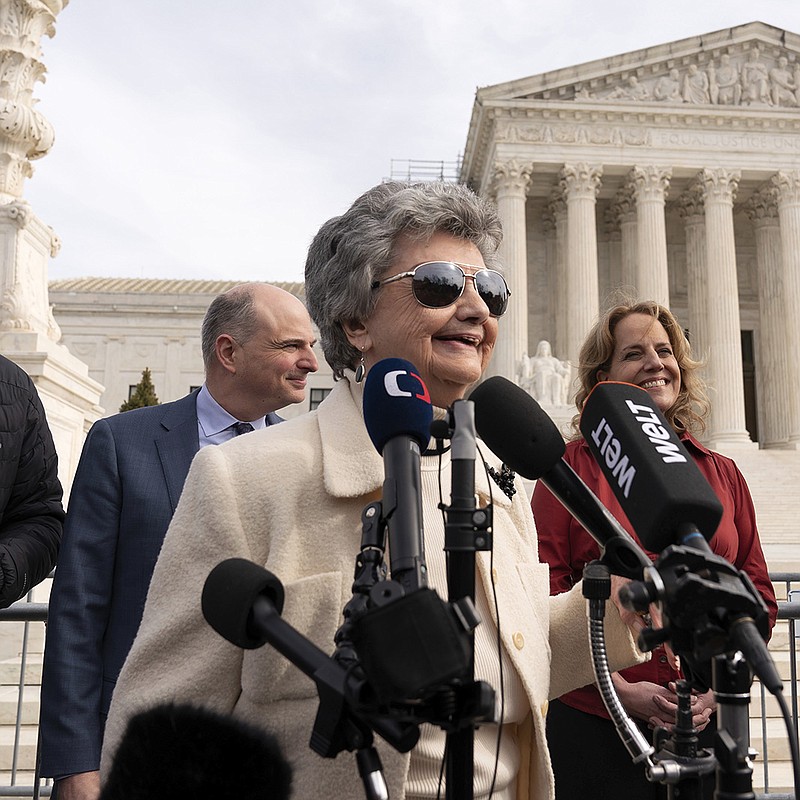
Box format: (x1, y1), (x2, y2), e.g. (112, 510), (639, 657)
(653, 69), (682, 102)
(682, 64), (710, 104)
(709, 54), (741, 105)
(770, 56), (798, 107)
(742, 47), (771, 105)
(606, 75), (650, 101)
(519, 341), (570, 406)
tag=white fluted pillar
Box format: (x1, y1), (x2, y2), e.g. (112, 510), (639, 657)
(745, 186), (788, 448)
(541, 204), (559, 358)
(616, 183), (638, 291)
(631, 165), (671, 306)
(677, 185), (708, 362)
(490, 159), (532, 383)
(772, 170), (800, 446)
(552, 195), (568, 360)
(604, 206), (622, 291)
(561, 163), (602, 366)
(699, 168), (751, 446)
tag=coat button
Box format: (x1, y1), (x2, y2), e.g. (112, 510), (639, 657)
(512, 632), (525, 650)
(541, 701), (549, 717)
(659, 655), (667, 664)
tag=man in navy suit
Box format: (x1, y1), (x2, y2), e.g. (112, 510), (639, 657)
(39, 282), (318, 800)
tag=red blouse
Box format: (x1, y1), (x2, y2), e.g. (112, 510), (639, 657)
(532, 433), (778, 718)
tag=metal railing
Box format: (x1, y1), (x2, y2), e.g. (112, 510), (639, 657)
(0, 576), (796, 798)
(759, 573), (800, 798)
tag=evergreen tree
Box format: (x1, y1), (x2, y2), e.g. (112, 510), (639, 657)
(120, 367), (160, 412)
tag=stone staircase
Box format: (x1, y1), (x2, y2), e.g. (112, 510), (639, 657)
(0, 449), (796, 797)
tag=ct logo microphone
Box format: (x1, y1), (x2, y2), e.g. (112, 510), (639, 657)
(383, 368), (431, 404)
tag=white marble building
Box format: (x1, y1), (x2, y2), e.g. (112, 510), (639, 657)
(462, 20), (800, 450)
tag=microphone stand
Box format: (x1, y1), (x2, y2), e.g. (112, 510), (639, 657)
(442, 400), (493, 800)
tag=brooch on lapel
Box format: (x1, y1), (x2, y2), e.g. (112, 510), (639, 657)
(487, 463), (516, 500)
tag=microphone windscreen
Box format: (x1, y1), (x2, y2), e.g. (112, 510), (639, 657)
(99, 703), (292, 800)
(470, 376), (565, 479)
(579, 381), (722, 551)
(202, 558), (285, 649)
(363, 358), (433, 453)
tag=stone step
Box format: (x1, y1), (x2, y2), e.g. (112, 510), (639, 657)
(0, 687), (40, 726)
(751, 759), (796, 795)
(750, 716), (795, 761)
(0, 725), (38, 772)
(0, 658), (41, 689)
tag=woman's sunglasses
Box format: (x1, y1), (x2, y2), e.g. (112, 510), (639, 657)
(371, 261), (511, 318)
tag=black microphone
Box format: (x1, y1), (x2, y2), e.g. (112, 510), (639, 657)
(202, 558), (420, 755)
(363, 358), (433, 595)
(579, 381), (781, 693)
(99, 703), (292, 800)
(470, 376), (650, 579)
(579, 381), (722, 552)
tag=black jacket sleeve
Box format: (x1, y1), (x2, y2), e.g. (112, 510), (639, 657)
(0, 358), (64, 606)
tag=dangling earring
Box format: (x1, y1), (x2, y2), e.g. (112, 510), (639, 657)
(354, 348), (366, 383)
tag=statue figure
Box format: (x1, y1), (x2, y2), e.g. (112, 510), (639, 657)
(606, 75), (650, 101)
(742, 47), (771, 105)
(770, 56), (798, 107)
(524, 340), (571, 407)
(653, 69), (682, 102)
(709, 54), (741, 105)
(682, 64), (710, 104)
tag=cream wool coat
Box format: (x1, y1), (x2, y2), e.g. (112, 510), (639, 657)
(100, 378), (642, 799)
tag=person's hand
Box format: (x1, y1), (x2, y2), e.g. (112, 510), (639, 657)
(610, 575), (648, 633)
(647, 603), (680, 670)
(653, 685), (716, 732)
(611, 673), (682, 729)
(55, 771), (101, 800)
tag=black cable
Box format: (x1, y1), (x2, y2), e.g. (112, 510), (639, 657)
(478, 443), (504, 800)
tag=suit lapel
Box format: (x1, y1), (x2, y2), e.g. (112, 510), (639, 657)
(155, 392), (200, 513)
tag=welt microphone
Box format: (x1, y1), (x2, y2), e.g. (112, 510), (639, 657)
(363, 358), (433, 595)
(470, 376), (650, 579)
(579, 381), (781, 693)
(578, 380), (722, 551)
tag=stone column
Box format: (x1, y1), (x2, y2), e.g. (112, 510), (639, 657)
(561, 163), (602, 367)
(698, 168), (751, 446)
(604, 206), (622, 292)
(489, 159), (532, 383)
(546, 192), (568, 359)
(677, 184), (708, 362)
(614, 182), (638, 291)
(0, 0), (103, 494)
(631, 165), (671, 306)
(772, 170), (800, 447)
(744, 186), (788, 448)
(541, 205), (557, 358)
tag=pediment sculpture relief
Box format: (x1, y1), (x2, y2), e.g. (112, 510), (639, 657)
(575, 46), (800, 108)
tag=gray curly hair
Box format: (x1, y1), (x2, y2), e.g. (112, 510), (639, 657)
(304, 181), (503, 378)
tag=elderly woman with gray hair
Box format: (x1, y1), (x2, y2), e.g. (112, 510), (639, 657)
(100, 181), (644, 800)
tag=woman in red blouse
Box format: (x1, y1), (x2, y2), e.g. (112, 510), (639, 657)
(533, 299), (777, 800)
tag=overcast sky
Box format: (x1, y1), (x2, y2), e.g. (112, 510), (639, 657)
(23, 1), (800, 284)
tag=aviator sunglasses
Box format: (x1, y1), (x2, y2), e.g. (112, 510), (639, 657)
(371, 261), (511, 318)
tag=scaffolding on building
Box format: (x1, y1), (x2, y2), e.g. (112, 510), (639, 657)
(386, 158), (462, 184)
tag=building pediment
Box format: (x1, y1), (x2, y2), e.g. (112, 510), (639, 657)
(478, 22), (800, 110)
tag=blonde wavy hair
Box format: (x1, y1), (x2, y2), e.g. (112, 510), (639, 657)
(571, 298), (710, 437)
